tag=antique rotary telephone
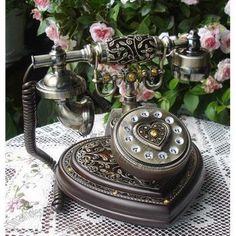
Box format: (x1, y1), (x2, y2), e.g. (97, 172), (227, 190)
(22, 30), (209, 227)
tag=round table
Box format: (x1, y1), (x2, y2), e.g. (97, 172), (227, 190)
(5, 114), (230, 236)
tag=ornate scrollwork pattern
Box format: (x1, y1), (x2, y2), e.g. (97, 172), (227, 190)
(104, 35), (163, 64)
(75, 138), (161, 188)
(60, 137), (197, 205)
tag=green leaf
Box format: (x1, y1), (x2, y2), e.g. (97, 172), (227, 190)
(116, 28), (124, 37)
(160, 99), (170, 111)
(205, 101), (217, 121)
(154, 3), (167, 13)
(96, 12), (106, 22)
(189, 84), (206, 95)
(183, 93), (199, 114)
(178, 18), (194, 32)
(89, 81), (95, 93)
(110, 3), (120, 22)
(112, 98), (122, 109)
(78, 15), (93, 25)
(154, 91), (162, 99)
(168, 78), (179, 90)
(217, 109), (230, 125)
(103, 112), (110, 124)
(122, 2), (140, 9)
(201, 15), (221, 25)
(141, 5), (151, 16)
(164, 90), (178, 108)
(180, 4), (190, 18)
(150, 16), (167, 32)
(222, 88), (230, 104)
(37, 20), (47, 36)
(152, 57), (160, 65)
(137, 15), (150, 34)
(89, 0), (108, 8)
(216, 105), (226, 114)
(167, 16), (175, 30)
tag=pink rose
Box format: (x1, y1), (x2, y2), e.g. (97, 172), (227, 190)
(45, 23), (76, 50)
(89, 22), (114, 42)
(31, 9), (42, 21)
(215, 59), (230, 82)
(45, 22), (60, 42)
(220, 30), (230, 54)
(117, 80), (127, 98)
(224, 0), (230, 16)
(181, 0), (199, 5)
(34, 0), (50, 11)
(57, 36), (77, 50)
(136, 82), (155, 102)
(198, 27), (220, 51)
(203, 76), (222, 94)
(98, 64), (124, 76)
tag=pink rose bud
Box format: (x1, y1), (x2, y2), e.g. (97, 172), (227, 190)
(57, 36), (77, 50)
(45, 22), (60, 42)
(136, 82), (155, 102)
(34, 0), (50, 11)
(198, 28), (220, 51)
(214, 58), (230, 82)
(203, 76), (222, 94)
(31, 9), (42, 21)
(220, 30), (230, 54)
(89, 22), (115, 42)
(117, 80), (127, 98)
(97, 64), (124, 76)
(181, 0), (199, 5)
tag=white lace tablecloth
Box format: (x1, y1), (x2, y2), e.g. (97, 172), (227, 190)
(5, 114), (230, 236)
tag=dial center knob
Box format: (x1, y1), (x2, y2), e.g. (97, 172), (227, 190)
(150, 128), (158, 138)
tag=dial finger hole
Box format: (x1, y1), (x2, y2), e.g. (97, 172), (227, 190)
(173, 126), (182, 134)
(131, 145), (141, 153)
(144, 151), (153, 160)
(169, 146), (179, 155)
(131, 116), (138, 123)
(125, 136), (133, 142)
(175, 137), (184, 145)
(141, 111), (149, 117)
(154, 111), (162, 118)
(165, 116), (174, 124)
(158, 152), (168, 160)
(124, 126), (131, 133)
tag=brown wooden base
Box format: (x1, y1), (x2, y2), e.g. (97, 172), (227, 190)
(55, 136), (204, 227)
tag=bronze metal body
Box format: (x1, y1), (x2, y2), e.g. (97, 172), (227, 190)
(55, 137), (204, 227)
(22, 29), (209, 227)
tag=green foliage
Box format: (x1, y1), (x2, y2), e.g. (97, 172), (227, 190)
(184, 93), (199, 114)
(26, 0), (230, 125)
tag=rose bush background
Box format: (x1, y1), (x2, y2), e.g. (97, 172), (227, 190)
(27, 0), (230, 126)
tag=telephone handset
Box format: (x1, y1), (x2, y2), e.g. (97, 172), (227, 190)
(22, 30), (207, 227)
